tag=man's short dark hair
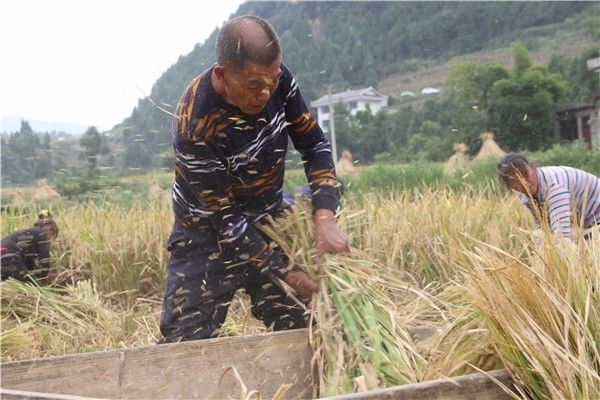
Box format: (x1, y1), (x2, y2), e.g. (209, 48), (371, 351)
(497, 153), (531, 182)
(216, 15), (281, 70)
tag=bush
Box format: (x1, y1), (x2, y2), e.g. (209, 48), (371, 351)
(527, 141), (600, 175)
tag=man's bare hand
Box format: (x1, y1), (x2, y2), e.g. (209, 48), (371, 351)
(283, 269), (318, 300)
(313, 209), (350, 258)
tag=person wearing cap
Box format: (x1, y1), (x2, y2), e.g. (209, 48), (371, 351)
(159, 15), (349, 343)
(497, 153), (600, 241)
(1, 210), (60, 282)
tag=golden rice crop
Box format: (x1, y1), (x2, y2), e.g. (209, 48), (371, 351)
(459, 231), (600, 399)
(1, 279), (159, 361)
(3, 184), (595, 400)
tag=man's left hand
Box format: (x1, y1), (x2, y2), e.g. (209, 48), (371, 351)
(313, 209), (350, 258)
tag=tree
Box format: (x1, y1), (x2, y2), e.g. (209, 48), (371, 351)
(124, 141), (152, 170)
(488, 49), (567, 150)
(511, 41), (532, 77)
(79, 126), (102, 172)
(33, 132), (53, 179)
(448, 42), (567, 152)
(548, 47), (600, 103)
(446, 62), (510, 151)
(4, 120), (40, 184)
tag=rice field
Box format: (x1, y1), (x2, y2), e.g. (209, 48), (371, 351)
(1, 170), (598, 399)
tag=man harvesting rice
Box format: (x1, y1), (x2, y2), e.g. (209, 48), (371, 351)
(497, 153), (600, 241)
(159, 16), (349, 343)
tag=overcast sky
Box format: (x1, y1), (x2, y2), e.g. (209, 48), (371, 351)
(0, 0), (245, 131)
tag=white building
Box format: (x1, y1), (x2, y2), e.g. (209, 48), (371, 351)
(421, 87), (441, 95)
(310, 87), (388, 132)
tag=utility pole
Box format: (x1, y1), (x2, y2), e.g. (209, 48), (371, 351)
(327, 85), (338, 165)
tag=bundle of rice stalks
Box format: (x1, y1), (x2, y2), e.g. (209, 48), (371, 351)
(258, 205), (425, 397)
(31, 178), (62, 202)
(1, 279), (159, 361)
(459, 233), (600, 399)
(474, 132), (506, 161)
(443, 143), (469, 175)
(313, 256), (425, 396)
(419, 307), (502, 380)
(403, 283), (503, 380)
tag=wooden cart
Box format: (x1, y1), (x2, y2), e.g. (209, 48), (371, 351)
(0, 328), (513, 399)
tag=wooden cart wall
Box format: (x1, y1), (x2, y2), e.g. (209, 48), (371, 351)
(1, 327), (514, 399)
(1, 329), (312, 399)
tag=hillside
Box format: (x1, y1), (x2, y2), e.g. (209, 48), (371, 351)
(115, 1), (595, 139)
(381, 15), (597, 108)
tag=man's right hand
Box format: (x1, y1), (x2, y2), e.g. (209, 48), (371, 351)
(283, 269), (318, 300)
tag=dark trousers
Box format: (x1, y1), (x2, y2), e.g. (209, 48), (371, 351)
(0, 253), (29, 281)
(159, 223), (307, 343)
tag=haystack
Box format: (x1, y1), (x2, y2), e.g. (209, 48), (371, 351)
(335, 149), (356, 177)
(148, 181), (162, 200)
(474, 132), (506, 161)
(10, 189), (28, 206)
(31, 179), (62, 202)
(443, 143), (469, 175)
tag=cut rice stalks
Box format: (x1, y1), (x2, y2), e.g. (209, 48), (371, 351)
(259, 205), (425, 396)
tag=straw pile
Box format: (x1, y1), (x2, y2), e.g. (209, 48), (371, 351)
(336, 149), (357, 177)
(148, 181), (162, 200)
(10, 189), (28, 206)
(443, 143), (469, 175)
(31, 179), (62, 202)
(474, 132), (506, 160)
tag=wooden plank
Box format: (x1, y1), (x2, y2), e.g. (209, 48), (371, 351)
(0, 388), (106, 400)
(1, 350), (120, 398)
(319, 369), (514, 400)
(119, 329), (313, 399)
(1, 329), (313, 399)
(0, 325), (444, 399)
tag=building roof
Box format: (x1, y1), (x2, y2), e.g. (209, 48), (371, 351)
(421, 87), (441, 95)
(557, 91), (600, 113)
(310, 87), (388, 107)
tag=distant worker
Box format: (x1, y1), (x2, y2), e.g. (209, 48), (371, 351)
(159, 15), (349, 343)
(1, 210), (59, 282)
(497, 153), (600, 241)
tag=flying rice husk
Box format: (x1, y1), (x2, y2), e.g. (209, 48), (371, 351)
(443, 143), (469, 175)
(474, 132), (506, 161)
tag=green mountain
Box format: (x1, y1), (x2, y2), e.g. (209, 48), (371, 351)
(4, 2), (597, 186)
(119, 1), (593, 139)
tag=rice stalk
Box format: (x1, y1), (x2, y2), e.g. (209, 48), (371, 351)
(1, 278), (159, 361)
(459, 231), (600, 399)
(259, 205), (426, 397)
